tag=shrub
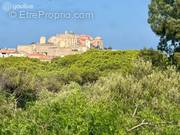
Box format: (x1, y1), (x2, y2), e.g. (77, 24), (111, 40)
(139, 48), (169, 68)
(0, 51), (179, 134)
(1, 61), (179, 134)
(174, 52), (180, 70)
(0, 68), (37, 108)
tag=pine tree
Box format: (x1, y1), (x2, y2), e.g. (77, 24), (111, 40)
(148, 0), (180, 55)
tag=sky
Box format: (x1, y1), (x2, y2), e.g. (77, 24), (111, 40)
(0, 0), (159, 49)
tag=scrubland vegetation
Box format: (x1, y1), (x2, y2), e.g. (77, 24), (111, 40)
(0, 49), (179, 134)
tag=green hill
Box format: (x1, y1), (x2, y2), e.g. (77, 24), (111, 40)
(0, 50), (179, 134)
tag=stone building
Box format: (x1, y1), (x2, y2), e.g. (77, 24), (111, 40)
(48, 31), (79, 48)
(0, 49), (25, 57)
(78, 35), (104, 49)
(39, 36), (46, 44)
(91, 37), (104, 49)
(17, 31), (104, 59)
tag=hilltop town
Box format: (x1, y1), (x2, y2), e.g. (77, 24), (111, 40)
(0, 31), (104, 60)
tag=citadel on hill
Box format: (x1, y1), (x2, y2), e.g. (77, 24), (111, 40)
(0, 31), (104, 60)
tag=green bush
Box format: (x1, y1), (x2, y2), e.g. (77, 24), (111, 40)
(0, 50), (179, 134)
(0, 60), (179, 134)
(174, 52), (180, 70)
(0, 50), (139, 109)
(0, 68), (37, 108)
(139, 48), (169, 68)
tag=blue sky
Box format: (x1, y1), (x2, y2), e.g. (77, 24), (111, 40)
(0, 0), (159, 49)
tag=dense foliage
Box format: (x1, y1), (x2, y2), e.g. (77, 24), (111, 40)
(139, 48), (170, 68)
(0, 50), (139, 107)
(148, 0), (180, 54)
(0, 50), (179, 134)
(174, 52), (180, 69)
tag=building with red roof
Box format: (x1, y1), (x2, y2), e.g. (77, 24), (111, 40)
(15, 31), (105, 60)
(28, 53), (52, 61)
(0, 49), (16, 54)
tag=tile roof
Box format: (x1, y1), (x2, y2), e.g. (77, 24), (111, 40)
(0, 49), (17, 54)
(28, 53), (51, 60)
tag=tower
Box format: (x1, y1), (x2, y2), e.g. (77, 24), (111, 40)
(40, 36), (46, 44)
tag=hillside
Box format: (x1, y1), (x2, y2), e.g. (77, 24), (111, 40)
(0, 50), (179, 134)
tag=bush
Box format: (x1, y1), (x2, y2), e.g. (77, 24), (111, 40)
(0, 60), (179, 134)
(0, 68), (37, 108)
(174, 52), (180, 70)
(139, 48), (169, 68)
(0, 50), (179, 134)
(0, 50), (139, 108)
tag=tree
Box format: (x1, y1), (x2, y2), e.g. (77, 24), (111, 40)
(108, 46), (112, 50)
(174, 46), (180, 52)
(139, 48), (169, 68)
(148, 0), (180, 55)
